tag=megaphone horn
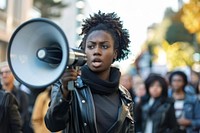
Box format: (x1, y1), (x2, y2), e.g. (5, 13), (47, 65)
(7, 18), (87, 88)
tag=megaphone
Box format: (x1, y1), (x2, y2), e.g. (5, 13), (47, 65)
(7, 18), (87, 88)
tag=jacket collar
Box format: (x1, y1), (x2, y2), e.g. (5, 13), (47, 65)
(119, 84), (133, 103)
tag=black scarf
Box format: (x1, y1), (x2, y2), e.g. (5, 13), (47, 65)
(81, 65), (121, 95)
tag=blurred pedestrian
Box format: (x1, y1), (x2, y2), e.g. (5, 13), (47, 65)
(0, 83), (22, 133)
(196, 79), (200, 100)
(169, 71), (200, 133)
(190, 70), (200, 90)
(0, 61), (32, 132)
(138, 74), (178, 133)
(132, 75), (146, 133)
(132, 75), (146, 104)
(31, 86), (62, 133)
(120, 73), (134, 98)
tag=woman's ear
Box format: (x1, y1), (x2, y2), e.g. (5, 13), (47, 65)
(113, 49), (118, 59)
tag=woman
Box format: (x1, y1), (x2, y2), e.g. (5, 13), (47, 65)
(45, 11), (134, 133)
(138, 74), (178, 133)
(169, 71), (200, 133)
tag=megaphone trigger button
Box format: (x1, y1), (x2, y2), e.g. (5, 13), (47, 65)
(75, 82), (80, 88)
(59, 99), (63, 103)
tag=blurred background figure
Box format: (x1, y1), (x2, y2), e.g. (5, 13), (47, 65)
(120, 73), (134, 98)
(131, 74), (146, 133)
(31, 86), (62, 133)
(190, 70), (200, 92)
(169, 71), (200, 133)
(132, 75), (146, 104)
(0, 81), (22, 133)
(31, 86), (51, 133)
(137, 73), (178, 133)
(196, 80), (200, 100)
(0, 61), (33, 133)
(168, 69), (197, 97)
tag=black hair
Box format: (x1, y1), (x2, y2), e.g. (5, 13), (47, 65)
(169, 71), (188, 88)
(79, 11), (131, 61)
(145, 73), (168, 98)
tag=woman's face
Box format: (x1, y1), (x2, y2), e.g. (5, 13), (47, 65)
(85, 30), (117, 73)
(135, 84), (146, 97)
(149, 81), (162, 98)
(171, 75), (185, 91)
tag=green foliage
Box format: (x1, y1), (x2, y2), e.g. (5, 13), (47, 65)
(165, 21), (194, 44)
(142, 7), (196, 70)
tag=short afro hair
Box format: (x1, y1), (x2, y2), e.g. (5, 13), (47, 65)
(79, 11), (131, 61)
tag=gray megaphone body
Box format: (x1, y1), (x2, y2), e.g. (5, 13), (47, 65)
(7, 18), (87, 89)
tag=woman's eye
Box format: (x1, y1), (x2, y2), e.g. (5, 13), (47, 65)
(102, 45), (108, 49)
(87, 45), (94, 49)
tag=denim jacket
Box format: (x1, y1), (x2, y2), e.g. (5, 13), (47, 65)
(182, 94), (200, 133)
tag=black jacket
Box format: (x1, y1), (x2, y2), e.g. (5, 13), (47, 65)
(0, 90), (22, 133)
(45, 79), (134, 133)
(140, 98), (179, 133)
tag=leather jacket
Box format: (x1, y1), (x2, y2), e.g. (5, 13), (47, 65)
(141, 98), (179, 133)
(0, 90), (22, 133)
(45, 78), (134, 133)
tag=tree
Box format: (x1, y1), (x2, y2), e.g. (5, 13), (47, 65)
(165, 8), (194, 44)
(181, 0), (200, 34)
(141, 7), (196, 71)
(181, 0), (200, 46)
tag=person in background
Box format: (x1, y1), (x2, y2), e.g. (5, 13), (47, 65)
(0, 81), (22, 133)
(0, 61), (32, 133)
(196, 79), (200, 100)
(169, 71), (200, 133)
(138, 74), (178, 133)
(120, 73), (134, 98)
(132, 75), (146, 133)
(190, 70), (200, 90)
(45, 11), (134, 133)
(132, 75), (146, 104)
(32, 86), (62, 133)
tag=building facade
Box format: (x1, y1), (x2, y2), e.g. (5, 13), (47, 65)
(0, 0), (33, 61)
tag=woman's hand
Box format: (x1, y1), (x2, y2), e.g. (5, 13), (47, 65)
(60, 67), (80, 98)
(177, 117), (191, 127)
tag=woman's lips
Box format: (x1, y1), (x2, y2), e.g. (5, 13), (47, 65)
(92, 58), (102, 67)
(92, 61), (102, 67)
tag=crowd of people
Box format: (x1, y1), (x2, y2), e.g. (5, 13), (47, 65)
(0, 11), (200, 133)
(120, 70), (200, 133)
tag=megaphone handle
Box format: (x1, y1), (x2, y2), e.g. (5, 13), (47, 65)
(66, 66), (80, 90)
(68, 81), (75, 90)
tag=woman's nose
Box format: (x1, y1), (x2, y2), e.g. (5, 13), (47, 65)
(94, 46), (101, 55)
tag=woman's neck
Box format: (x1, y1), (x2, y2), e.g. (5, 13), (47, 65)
(173, 90), (185, 100)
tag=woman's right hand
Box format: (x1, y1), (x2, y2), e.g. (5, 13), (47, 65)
(60, 67), (80, 98)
